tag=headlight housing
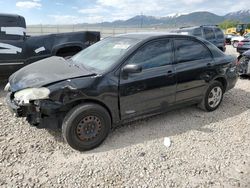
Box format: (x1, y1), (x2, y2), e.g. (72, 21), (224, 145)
(14, 87), (50, 105)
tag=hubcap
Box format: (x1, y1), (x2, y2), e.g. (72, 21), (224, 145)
(76, 116), (102, 141)
(208, 86), (222, 108)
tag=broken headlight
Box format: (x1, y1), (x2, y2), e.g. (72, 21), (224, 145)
(4, 83), (10, 91)
(14, 88), (50, 105)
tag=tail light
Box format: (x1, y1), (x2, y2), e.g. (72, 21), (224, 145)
(238, 41), (244, 47)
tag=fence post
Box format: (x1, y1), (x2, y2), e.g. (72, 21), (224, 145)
(40, 24), (43, 35)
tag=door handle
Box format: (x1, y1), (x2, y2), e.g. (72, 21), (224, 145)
(166, 70), (174, 77)
(167, 70), (173, 74)
(207, 63), (212, 67)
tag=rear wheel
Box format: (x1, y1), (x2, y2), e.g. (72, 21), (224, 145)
(62, 103), (111, 151)
(199, 81), (224, 112)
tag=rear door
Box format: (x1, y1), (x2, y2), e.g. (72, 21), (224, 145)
(119, 39), (176, 120)
(174, 38), (214, 102)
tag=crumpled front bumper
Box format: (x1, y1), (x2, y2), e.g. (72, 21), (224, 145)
(5, 93), (27, 117)
(5, 92), (64, 129)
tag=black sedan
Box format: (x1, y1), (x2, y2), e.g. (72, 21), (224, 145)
(5, 33), (238, 151)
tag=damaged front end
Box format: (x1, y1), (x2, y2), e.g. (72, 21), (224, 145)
(5, 85), (64, 129)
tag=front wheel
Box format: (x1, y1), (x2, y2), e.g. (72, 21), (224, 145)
(199, 81), (224, 112)
(62, 103), (111, 151)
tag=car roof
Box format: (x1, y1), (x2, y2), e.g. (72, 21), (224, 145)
(179, 25), (221, 30)
(115, 32), (198, 40)
(0, 13), (24, 19)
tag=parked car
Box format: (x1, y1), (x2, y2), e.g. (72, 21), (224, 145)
(225, 34), (237, 45)
(0, 14), (100, 78)
(231, 33), (250, 48)
(237, 38), (250, 54)
(238, 49), (250, 76)
(5, 33), (238, 151)
(172, 25), (226, 52)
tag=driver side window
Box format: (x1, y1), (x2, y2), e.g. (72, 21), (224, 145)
(127, 39), (172, 70)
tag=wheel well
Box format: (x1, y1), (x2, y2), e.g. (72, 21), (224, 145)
(68, 99), (113, 124)
(56, 46), (82, 57)
(215, 77), (227, 92)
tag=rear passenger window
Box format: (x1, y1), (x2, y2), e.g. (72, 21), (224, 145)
(214, 28), (224, 39)
(128, 39), (172, 70)
(204, 28), (215, 40)
(193, 28), (202, 38)
(175, 39), (212, 63)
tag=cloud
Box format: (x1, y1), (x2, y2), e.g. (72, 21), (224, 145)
(55, 2), (63, 6)
(49, 15), (81, 24)
(16, 0), (42, 9)
(78, 5), (109, 15)
(94, 0), (169, 21)
(181, 0), (206, 4)
(49, 14), (105, 24)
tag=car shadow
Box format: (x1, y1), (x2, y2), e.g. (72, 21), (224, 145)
(240, 75), (250, 80)
(46, 87), (250, 153)
(91, 87), (250, 153)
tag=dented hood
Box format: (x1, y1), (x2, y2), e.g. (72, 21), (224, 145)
(9, 56), (95, 92)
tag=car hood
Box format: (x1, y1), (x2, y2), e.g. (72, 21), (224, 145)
(9, 56), (95, 92)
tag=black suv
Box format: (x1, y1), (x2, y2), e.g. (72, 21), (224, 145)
(173, 25), (226, 52)
(5, 33), (238, 151)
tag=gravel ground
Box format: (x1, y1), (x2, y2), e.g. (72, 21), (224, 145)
(0, 46), (249, 187)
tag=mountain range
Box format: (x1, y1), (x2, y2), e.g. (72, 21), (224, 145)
(80, 10), (250, 27)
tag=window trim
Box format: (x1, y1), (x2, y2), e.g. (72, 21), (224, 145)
(123, 38), (174, 70)
(173, 37), (214, 64)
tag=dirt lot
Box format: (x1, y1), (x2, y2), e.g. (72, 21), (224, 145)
(0, 46), (249, 187)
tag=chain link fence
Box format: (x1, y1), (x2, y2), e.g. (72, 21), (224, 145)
(26, 25), (173, 38)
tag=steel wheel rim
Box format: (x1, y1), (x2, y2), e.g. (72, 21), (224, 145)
(208, 86), (222, 108)
(76, 115), (102, 141)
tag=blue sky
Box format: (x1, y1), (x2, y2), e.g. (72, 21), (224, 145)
(0, 0), (248, 25)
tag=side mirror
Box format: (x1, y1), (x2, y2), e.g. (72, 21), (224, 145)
(122, 64), (142, 74)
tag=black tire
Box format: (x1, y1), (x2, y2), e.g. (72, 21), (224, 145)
(62, 103), (111, 151)
(198, 81), (224, 112)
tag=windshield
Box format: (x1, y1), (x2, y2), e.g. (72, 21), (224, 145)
(71, 37), (140, 72)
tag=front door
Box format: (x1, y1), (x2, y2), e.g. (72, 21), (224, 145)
(119, 39), (176, 120)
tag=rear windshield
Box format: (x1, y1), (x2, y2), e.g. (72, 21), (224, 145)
(0, 16), (26, 40)
(214, 28), (224, 39)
